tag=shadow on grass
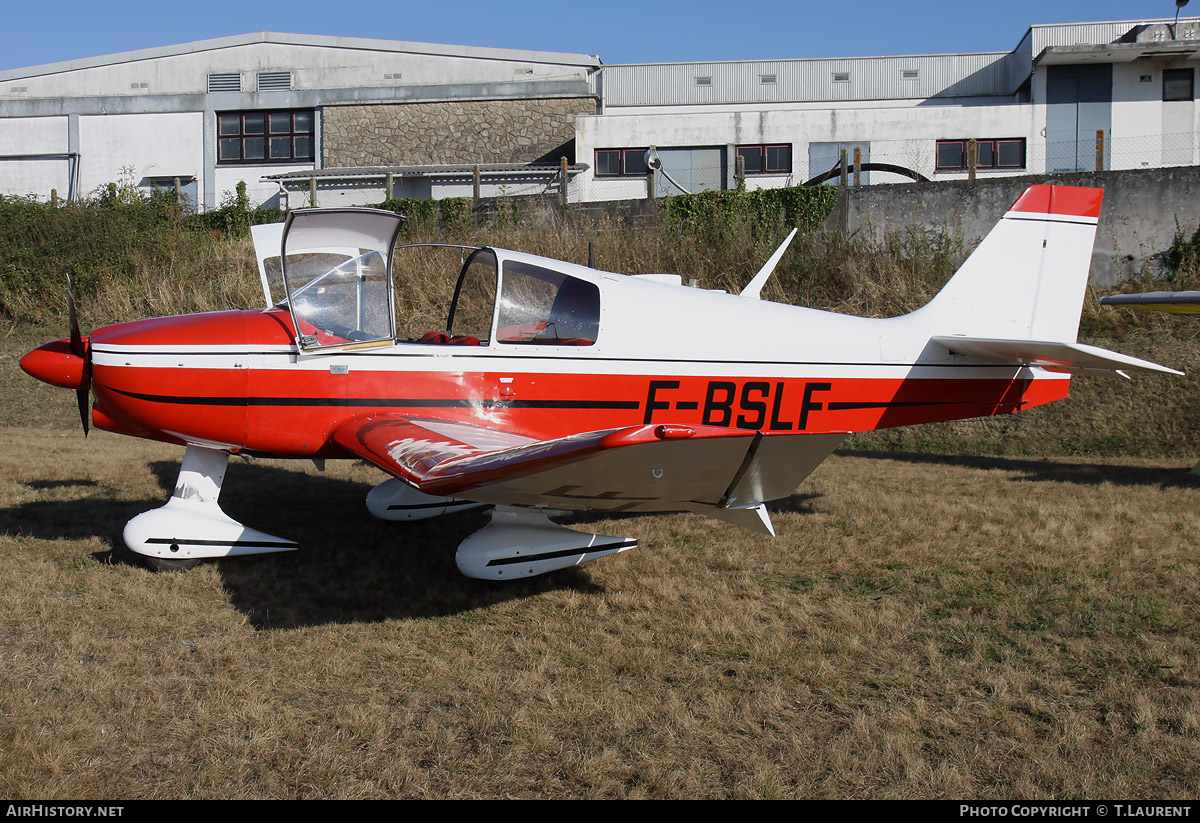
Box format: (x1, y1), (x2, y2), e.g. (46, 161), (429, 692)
(841, 450), (1200, 489)
(24, 479), (100, 491)
(530, 494), (820, 532)
(3, 458), (606, 629)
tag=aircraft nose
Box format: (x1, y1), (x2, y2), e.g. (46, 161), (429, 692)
(20, 338), (89, 390)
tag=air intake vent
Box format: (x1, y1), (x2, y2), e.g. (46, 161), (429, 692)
(832, 72), (850, 83)
(760, 74), (777, 85)
(257, 72), (293, 91)
(902, 69), (919, 80)
(207, 73), (241, 93)
(694, 75), (712, 86)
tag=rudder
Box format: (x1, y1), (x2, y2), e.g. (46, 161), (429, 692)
(903, 185), (1103, 342)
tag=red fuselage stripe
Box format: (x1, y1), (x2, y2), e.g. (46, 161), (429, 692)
(91, 363), (1067, 456)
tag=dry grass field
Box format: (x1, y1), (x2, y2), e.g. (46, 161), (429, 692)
(1, 426), (1198, 798)
(5, 204), (1200, 797)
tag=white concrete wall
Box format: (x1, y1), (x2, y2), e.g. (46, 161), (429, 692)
(1110, 60), (1200, 169)
(1028, 60), (1200, 174)
(1110, 62), (1166, 168)
(214, 164), (303, 208)
(77, 112), (203, 197)
(0, 115), (69, 197)
(574, 100), (1034, 201)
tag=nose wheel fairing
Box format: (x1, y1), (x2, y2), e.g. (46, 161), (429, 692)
(122, 445), (298, 563)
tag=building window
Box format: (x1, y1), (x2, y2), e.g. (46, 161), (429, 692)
(218, 110), (314, 164)
(935, 138), (1025, 171)
(1164, 68), (1194, 101)
(594, 148), (650, 176)
(736, 144), (792, 174)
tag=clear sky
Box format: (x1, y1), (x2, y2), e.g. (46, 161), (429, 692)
(1, 0), (1194, 72)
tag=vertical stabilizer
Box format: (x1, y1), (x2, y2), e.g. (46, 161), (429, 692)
(902, 185), (1103, 342)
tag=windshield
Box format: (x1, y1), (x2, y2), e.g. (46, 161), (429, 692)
(290, 251), (392, 344)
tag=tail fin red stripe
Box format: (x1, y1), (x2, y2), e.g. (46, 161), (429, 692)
(1009, 184), (1103, 218)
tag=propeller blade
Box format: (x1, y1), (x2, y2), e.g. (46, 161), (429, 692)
(67, 273), (84, 358)
(76, 388), (90, 437)
(66, 273), (91, 436)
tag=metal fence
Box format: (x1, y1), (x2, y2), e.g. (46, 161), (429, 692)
(269, 165), (574, 210)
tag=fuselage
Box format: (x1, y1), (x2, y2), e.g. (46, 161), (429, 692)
(74, 290), (1066, 459)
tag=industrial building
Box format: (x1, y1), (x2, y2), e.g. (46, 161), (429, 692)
(2, 17), (1199, 207)
(0, 32), (600, 208)
(576, 17), (1200, 200)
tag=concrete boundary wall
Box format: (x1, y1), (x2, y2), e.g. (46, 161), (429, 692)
(827, 166), (1200, 287)
(480, 166), (1200, 287)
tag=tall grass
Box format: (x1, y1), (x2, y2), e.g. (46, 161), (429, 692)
(0, 187), (1120, 327)
(1, 191), (947, 327)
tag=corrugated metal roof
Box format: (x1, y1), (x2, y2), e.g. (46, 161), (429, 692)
(1028, 17), (1200, 53)
(599, 17), (1200, 108)
(264, 163), (589, 180)
(601, 52), (1019, 106)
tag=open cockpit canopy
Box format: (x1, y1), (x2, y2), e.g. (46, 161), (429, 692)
(278, 208), (406, 350)
(257, 207), (602, 352)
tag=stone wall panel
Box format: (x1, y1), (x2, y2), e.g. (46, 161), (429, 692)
(323, 98), (594, 166)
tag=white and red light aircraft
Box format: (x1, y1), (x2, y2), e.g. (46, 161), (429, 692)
(20, 184), (1179, 578)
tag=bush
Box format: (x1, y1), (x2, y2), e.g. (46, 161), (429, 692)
(659, 186), (838, 238)
(1163, 220), (1200, 290)
(0, 185), (265, 323)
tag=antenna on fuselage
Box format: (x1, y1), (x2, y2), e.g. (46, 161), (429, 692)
(740, 228), (799, 301)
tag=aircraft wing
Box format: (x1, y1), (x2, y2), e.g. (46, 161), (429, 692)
(1098, 291), (1200, 316)
(331, 414), (847, 518)
(931, 336), (1182, 377)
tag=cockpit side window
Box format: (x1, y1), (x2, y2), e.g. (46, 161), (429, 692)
(496, 261), (599, 346)
(446, 249), (498, 344)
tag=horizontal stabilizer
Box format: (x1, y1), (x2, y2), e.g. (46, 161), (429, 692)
(932, 336), (1182, 377)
